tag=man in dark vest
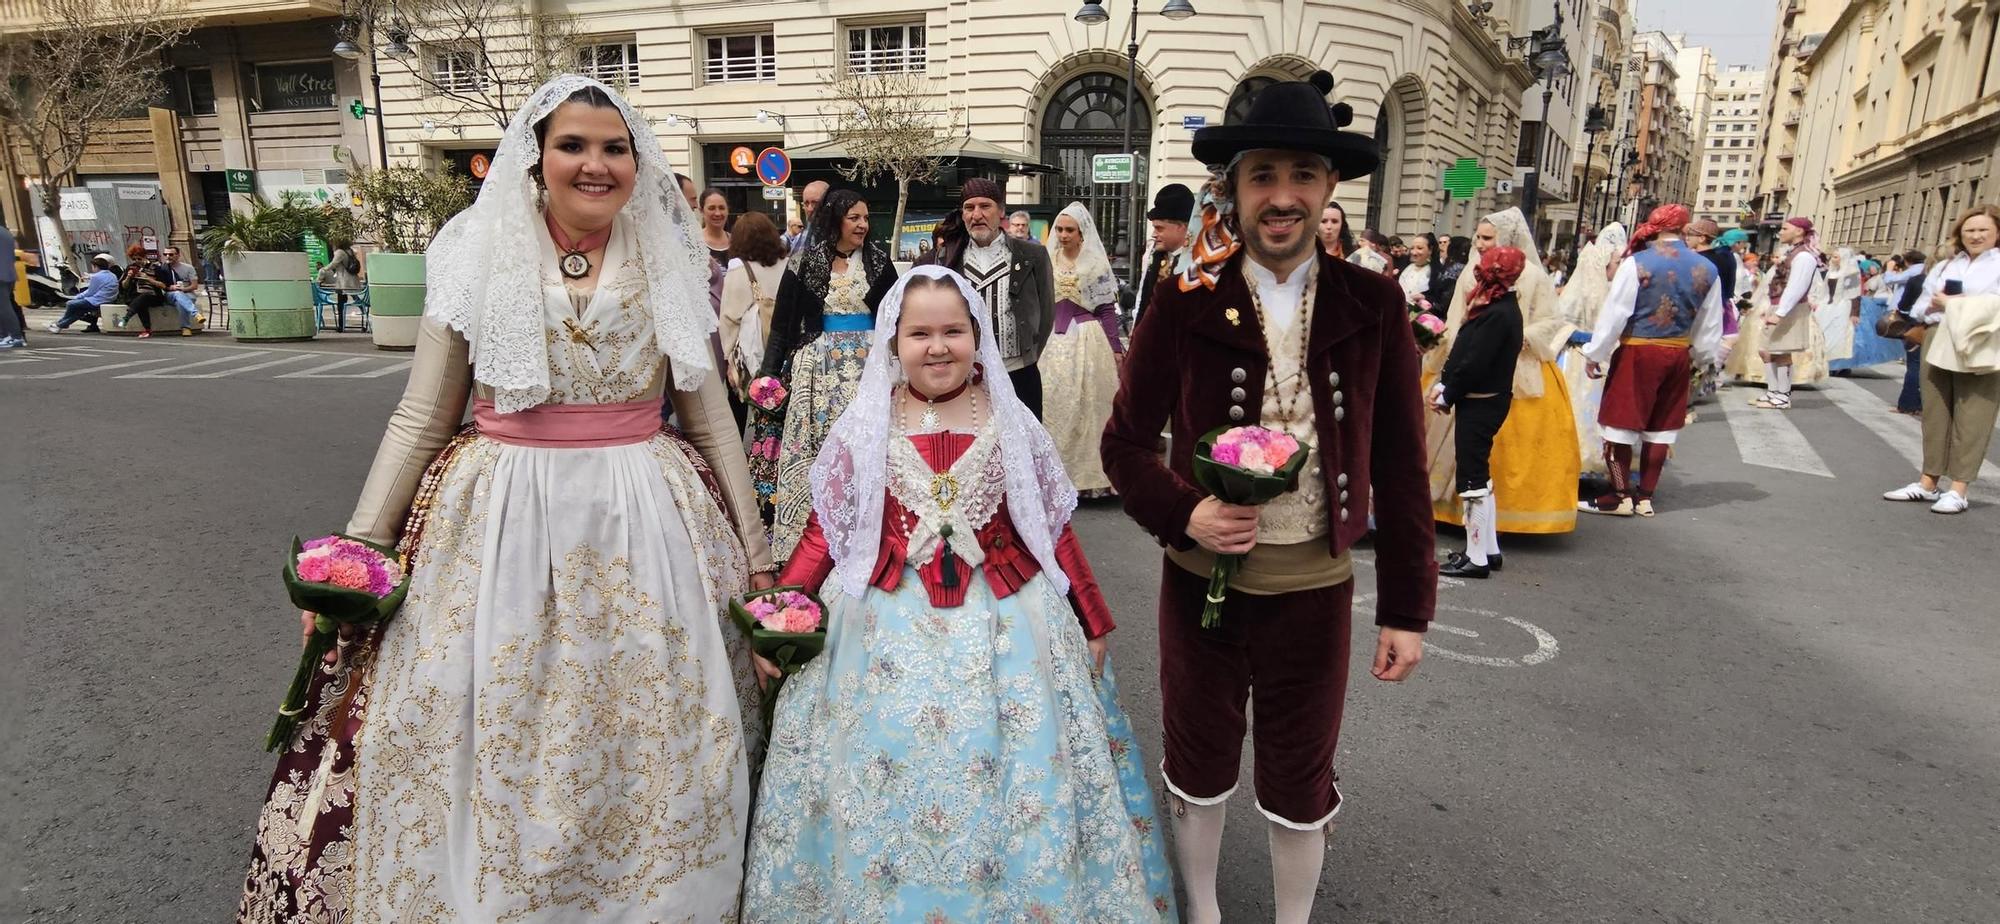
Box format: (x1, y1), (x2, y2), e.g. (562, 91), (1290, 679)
(1102, 71), (1436, 924)
(1578, 203), (1725, 517)
(1135, 183), (1194, 326)
(921, 178), (1056, 417)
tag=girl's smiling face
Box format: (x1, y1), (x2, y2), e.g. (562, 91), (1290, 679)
(895, 279), (978, 396)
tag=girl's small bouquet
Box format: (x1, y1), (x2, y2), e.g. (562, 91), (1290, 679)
(1191, 425), (1310, 628)
(267, 535), (410, 751)
(1409, 298), (1446, 351)
(747, 376), (789, 412)
(728, 586), (828, 737)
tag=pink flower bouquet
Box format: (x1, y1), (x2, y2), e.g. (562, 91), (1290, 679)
(268, 535), (409, 750)
(1410, 307), (1447, 351)
(748, 376), (789, 412)
(1191, 425), (1311, 628)
(728, 586), (828, 736)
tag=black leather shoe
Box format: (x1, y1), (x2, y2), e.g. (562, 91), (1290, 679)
(1488, 553), (1503, 572)
(1440, 556), (1491, 579)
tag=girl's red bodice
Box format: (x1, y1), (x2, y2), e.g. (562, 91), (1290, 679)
(777, 431), (1116, 639)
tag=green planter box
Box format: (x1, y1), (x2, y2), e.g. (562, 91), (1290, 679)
(367, 251), (426, 351)
(223, 251), (315, 342)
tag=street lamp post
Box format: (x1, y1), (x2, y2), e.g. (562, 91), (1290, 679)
(1074, 0), (1194, 311)
(334, 11), (390, 171)
(1572, 103), (1606, 248)
(1511, 1), (1570, 232)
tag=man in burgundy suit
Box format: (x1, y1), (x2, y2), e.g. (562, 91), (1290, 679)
(1102, 71), (1437, 924)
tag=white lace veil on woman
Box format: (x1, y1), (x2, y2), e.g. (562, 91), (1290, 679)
(1053, 201), (1121, 309)
(423, 74), (716, 413)
(809, 264), (1078, 600)
(1558, 221), (1627, 328)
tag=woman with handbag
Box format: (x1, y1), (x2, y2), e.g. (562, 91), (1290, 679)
(1882, 206), (2000, 515)
(1877, 250), (1931, 415)
(719, 211), (789, 524)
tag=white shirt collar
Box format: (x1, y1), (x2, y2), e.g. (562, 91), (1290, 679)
(1245, 256), (1308, 291)
(966, 234), (1009, 270)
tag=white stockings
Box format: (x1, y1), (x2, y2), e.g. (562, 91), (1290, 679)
(1174, 798), (1227, 924)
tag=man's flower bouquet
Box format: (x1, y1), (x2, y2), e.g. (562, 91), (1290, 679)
(267, 535), (409, 751)
(748, 376), (789, 412)
(1190, 425), (1309, 628)
(728, 586), (828, 737)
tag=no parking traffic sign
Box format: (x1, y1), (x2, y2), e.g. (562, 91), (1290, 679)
(756, 147), (791, 186)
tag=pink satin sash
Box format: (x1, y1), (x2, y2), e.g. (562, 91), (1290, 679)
(473, 398), (662, 448)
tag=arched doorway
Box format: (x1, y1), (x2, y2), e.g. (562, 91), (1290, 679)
(1040, 73), (1151, 268)
(1365, 102), (1391, 230)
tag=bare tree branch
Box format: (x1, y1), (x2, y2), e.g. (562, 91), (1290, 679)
(818, 68), (960, 243)
(379, 0), (583, 130)
(0, 0), (193, 265)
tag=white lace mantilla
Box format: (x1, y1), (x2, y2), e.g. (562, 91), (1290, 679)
(423, 74), (716, 413)
(887, 427), (1007, 568)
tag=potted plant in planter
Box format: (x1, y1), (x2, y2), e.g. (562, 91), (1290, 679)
(199, 193), (332, 342)
(349, 165), (473, 350)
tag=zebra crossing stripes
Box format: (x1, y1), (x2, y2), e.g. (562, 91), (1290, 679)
(1718, 391), (1835, 478)
(0, 342), (414, 381)
(1818, 376), (2000, 483)
(274, 357), (414, 378)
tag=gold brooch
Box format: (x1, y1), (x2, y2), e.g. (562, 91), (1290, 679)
(1224, 307), (1241, 326)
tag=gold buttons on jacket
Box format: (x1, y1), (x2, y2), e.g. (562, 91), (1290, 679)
(1231, 367), (1248, 384)
(1230, 387), (1247, 402)
(1229, 406), (1246, 421)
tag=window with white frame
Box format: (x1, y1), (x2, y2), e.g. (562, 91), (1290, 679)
(847, 22), (926, 75)
(579, 41), (641, 88)
(429, 46), (485, 92)
(704, 31), (776, 83)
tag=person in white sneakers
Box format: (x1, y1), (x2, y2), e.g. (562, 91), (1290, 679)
(1883, 204), (2000, 514)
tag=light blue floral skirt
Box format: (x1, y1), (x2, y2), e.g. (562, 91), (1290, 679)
(743, 569), (1177, 923)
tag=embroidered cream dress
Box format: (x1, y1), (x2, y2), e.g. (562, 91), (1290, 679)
(236, 224), (773, 924)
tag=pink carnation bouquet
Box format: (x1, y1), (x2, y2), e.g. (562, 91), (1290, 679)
(268, 534), (409, 750)
(1410, 303), (1447, 351)
(728, 586), (828, 740)
(748, 376), (789, 412)
(1191, 425), (1311, 628)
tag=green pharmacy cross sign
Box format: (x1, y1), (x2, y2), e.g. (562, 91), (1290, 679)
(1442, 158), (1489, 201)
(349, 99), (373, 119)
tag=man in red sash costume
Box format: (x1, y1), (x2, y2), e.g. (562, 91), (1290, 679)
(1102, 71), (1437, 924)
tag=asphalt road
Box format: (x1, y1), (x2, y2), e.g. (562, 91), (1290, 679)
(6, 326), (1998, 922)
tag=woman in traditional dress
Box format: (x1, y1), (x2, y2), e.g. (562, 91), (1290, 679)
(742, 265), (1176, 921)
(1823, 246), (1862, 368)
(761, 188), (897, 562)
(1556, 221), (1626, 478)
(1040, 202), (1124, 497)
(235, 76), (774, 924)
(1423, 207), (1580, 538)
(720, 211), (790, 525)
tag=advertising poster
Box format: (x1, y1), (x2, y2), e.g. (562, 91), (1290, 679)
(896, 212), (946, 263)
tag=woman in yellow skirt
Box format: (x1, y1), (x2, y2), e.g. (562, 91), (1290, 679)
(1423, 207), (1580, 538)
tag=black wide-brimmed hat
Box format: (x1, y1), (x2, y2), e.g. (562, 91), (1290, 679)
(1147, 183), (1195, 222)
(1191, 70), (1380, 180)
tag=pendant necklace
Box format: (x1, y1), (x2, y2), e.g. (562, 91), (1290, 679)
(544, 211), (612, 280)
(904, 378), (971, 433)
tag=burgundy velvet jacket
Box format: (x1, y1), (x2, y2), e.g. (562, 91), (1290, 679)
(1100, 249), (1438, 631)
(778, 431), (1118, 639)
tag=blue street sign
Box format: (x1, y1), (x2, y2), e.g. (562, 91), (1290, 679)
(756, 147), (791, 186)
(1182, 115), (1207, 130)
